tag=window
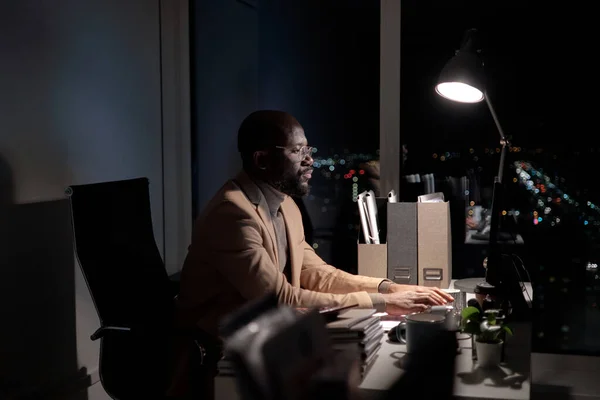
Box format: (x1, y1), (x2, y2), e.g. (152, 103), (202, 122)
(401, 3), (600, 356)
(259, 0), (380, 273)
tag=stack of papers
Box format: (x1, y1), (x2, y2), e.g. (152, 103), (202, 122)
(217, 356), (236, 376)
(326, 309), (384, 380)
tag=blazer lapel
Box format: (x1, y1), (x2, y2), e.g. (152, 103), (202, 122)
(280, 199), (301, 287)
(233, 171), (279, 267)
(256, 198), (279, 267)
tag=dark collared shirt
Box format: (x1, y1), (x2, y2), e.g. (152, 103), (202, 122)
(255, 180), (290, 278)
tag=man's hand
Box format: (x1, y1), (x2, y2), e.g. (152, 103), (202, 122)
(387, 283), (454, 306)
(381, 291), (440, 315)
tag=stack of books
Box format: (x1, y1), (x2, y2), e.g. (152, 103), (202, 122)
(217, 355), (236, 376)
(325, 309), (383, 379)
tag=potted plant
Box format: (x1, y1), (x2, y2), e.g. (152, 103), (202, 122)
(461, 306), (513, 368)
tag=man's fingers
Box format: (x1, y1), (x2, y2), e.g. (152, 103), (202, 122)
(415, 293), (441, 305)
(430, 292), (446, 305)
(425, 288), (452, 303)
(415, 304), (429, 312)
(424, 294), (442, 305)
(422, 288), (454, 304)
(435, 288), (455, 302)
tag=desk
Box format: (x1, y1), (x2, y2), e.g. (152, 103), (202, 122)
(360, 325), (531, 400)
(215, 328), (531, 400)
(360, 280), (532, 399)
(214, 281), (534, 400)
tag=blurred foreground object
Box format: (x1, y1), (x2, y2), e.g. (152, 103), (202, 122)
(220, 294), (363, 400)
(383, 328), (457, 400)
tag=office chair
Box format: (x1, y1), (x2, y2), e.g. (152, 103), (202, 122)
(66, 177), (179, 399)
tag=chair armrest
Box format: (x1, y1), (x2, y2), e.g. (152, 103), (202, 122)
(91, 326), (131, 341)
(171, 326), (222, 366)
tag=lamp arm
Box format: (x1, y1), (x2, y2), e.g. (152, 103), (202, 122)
(485, 93), (509, 183)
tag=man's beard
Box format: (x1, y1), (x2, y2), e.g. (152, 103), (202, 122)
(272, 172), (311, 197)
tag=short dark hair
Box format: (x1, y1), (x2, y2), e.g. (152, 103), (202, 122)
(237, 110), (300, 170)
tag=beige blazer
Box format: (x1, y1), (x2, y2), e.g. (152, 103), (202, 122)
(175, 170), (384, 338)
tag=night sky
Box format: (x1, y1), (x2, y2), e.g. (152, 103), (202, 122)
(401, 2), (597, 151)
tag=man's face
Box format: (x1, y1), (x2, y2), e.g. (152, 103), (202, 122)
(267, 125), (314, 197)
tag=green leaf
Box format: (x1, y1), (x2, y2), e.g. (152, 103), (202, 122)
(503, 325), (514, 336)
(486, 314), (497, 325)
(461, 306), (481, 321)
(493, 329), (504, 341)
(462, 320), (481, 335)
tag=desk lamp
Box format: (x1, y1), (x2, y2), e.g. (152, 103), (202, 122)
(435, 28), (529, 321)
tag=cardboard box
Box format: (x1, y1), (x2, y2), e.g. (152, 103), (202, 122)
(417, 201), (452, 289)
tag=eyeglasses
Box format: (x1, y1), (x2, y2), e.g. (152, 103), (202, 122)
(274, 145), (314, 160)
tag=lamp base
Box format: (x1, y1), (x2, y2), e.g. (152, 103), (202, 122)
(480, 259), (531, 323)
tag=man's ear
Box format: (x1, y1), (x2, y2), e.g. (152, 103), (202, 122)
(253, 150), (269, 170)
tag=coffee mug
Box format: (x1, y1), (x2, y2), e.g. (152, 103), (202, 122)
(394, 313), (446, 353)
(429, 305), (461, 331)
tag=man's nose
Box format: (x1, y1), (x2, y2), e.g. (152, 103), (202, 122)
(302, 153), (313, 166)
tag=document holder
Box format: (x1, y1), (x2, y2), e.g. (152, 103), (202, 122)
(386, 202), (418, 285)
(417, 201), (452, 289)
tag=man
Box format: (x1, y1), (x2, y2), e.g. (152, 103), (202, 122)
(177, 109), (453, 330)
(170, 110), (452, 395)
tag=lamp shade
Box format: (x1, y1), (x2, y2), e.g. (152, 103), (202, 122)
(435, 44), (486, 103)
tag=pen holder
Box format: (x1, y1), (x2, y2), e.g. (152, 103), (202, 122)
(357, 241), (387, 278)
(357, 197), (387, 279)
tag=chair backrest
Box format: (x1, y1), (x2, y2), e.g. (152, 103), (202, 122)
(67, 177), (173, 332)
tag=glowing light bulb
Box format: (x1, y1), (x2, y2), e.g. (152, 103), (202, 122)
(435, 82), (484, 103)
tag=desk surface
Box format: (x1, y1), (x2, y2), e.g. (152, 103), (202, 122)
(360, 326), (531, 400)
(216, 329), (531, 400)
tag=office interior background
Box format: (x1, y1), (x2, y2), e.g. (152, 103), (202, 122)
(1, 0), (598, 399)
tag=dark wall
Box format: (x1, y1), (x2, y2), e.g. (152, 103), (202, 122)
(0, 1), (165, 397)
(191, 0), (258, 218)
